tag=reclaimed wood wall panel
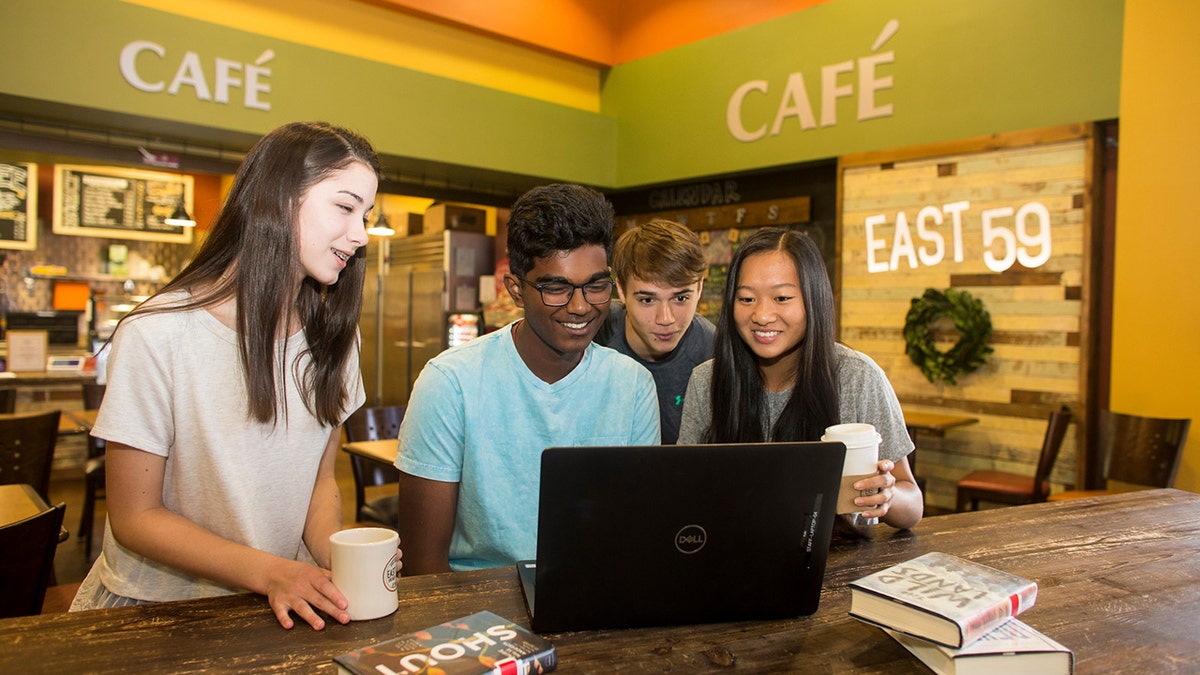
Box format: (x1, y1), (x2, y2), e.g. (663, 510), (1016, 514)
(839, 127), (1093, 511)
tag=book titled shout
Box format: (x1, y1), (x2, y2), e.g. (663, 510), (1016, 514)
(334, 611), (556, 675)
(848, 551), (1038, 649)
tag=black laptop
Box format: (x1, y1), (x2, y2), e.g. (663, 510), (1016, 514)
(517, 441), (846, 632)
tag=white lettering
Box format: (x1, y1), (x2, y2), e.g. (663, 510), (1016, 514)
(458, 632), (498, 651)
(865, 214), (889, 273)
(429, 643), (467, 661)
(820, 60), (854, 127)
(119, 40), (272, 111)
(213, 58), (242, 104)
(982, 206), (1017, 272)
(726, 20), (897, 142)
(769, 73), (816, 136)
(246, 50), (274, 111)
(119, 40), (166, 92)
(858, 51), (894, 120)
(915, 205), (945, 267)
(168, 52), (211, 100)
(943, 200), (970, 262)
(863, 200), (1053, 274)
(1015, 202), (1052, 268)
(728, 80), (769, 142)
(890, 211), (918, 270)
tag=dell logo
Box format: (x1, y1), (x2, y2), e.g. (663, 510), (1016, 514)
(675, 524), (707, 554)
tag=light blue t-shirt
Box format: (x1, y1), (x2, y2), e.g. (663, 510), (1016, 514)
(397, 322), (660, 571)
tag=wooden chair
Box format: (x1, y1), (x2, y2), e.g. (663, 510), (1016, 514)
(0, 501), (66, 618)
(79, 384), (107, 559)
(1048, 410), (1191, 501)
(344, 406), (405, 527)
(956, 405), (1072, 512)
(0, 410), (63, 503)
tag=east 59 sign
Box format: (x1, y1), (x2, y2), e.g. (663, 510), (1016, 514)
(864, 200), (1052, 274)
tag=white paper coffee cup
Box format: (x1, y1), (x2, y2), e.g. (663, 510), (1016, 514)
(329, 527), (399, 621)
(822, 423), (881, 514)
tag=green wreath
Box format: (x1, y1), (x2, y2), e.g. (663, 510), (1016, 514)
(903, 288), (994, 386)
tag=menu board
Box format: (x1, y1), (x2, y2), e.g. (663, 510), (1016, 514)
(53, 164), (193, 244)
(0, 162), (37, 251)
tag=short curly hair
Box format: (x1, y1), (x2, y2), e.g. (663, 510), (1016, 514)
(506, 184), (614, 278)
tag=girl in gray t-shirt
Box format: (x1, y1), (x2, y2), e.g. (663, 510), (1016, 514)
(678, 227), (922, 530)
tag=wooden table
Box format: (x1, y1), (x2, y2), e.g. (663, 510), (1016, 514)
(903, 410), (979, 478)
(1, 489), (1196, 672)
(0, 483), (47, 528)
(903, 410), (979, 439)
(57, 408), (97, 435)
(342, 439), (397, 465)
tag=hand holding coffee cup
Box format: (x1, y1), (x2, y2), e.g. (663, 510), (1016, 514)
(821, 423), (882, 514)
(329, 527), (400, 621)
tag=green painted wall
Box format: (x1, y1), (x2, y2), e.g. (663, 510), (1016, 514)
(603, 0), (1124, 187)
(0, 0), (616, 186)
(1, 0), (1123, 190)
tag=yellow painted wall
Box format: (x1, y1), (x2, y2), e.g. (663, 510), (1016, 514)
(1112, 0), (1200, 492)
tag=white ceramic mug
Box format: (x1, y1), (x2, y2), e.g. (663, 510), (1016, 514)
(329, 527), (399, 621)
(822, 423), (882, 514)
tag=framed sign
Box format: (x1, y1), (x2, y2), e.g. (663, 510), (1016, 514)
(5, 330), (49, 373)
(53, 164), (194, 244)
(0, 162), (37, 251)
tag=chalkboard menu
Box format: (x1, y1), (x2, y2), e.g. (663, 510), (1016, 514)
(0, 162), (37, 251)
(53, 164), (193, 244)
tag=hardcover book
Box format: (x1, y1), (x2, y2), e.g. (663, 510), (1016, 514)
(848, 552), (1037, 648)
(333, 611), (557, 675)
(885, 618), (1073, 674)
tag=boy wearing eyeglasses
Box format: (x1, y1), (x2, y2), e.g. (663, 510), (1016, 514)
(594, 219), (715, 444)
(395, 184), (660, 575)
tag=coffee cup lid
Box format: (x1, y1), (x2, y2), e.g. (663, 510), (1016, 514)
(821, 422), (881, 447)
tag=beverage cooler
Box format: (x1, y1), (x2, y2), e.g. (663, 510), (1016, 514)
(359, 230), (494, 407)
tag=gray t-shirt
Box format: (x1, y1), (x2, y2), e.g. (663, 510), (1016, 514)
(678, 343), (914, 462)
(598, 304), (715, 444)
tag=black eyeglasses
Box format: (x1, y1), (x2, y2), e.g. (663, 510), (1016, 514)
(518, 277), (616, 307)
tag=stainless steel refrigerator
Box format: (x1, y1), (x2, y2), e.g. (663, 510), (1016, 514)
(359, 230), (495, 407)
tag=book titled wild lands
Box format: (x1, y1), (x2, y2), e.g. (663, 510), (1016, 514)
(848, 552), (1038, 648)
(885, 618), (1073, 675)
(333, 611), (557, 675)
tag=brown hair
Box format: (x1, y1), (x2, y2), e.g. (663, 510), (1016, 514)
(125, 121), (380, 427)
(611, 219), (707, 289)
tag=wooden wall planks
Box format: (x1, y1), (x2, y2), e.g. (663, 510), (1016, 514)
(838, 125), (1096, 511)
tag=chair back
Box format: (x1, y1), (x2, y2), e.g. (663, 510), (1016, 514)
(345, 406), (406, 443)
(344, 406), (406, 523)
(0, 388), (16, 414)
(0, 410), (63, 502)
(82, 383), (107, 411)
(1031, 405), (1073, 502)
(1100, 410), (1191, 489)
(81, 383), (107, 459)
(0, 501), (66, 618)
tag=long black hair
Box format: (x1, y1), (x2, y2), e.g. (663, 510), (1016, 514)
(706, 227), (839, 442)
(126, 121), (380, 426)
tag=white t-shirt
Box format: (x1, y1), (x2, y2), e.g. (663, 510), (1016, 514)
(82, 295), (364, 602)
